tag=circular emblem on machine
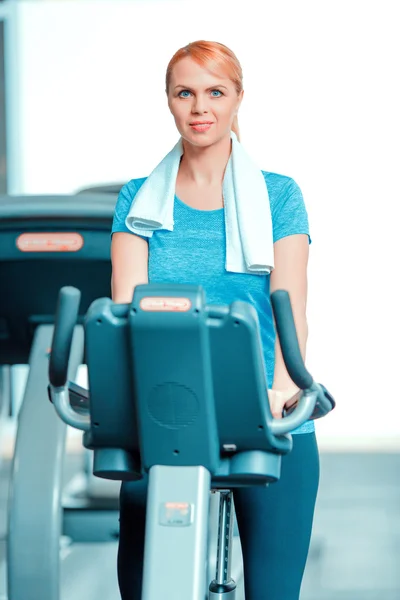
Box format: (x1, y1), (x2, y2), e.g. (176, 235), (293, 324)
(147, 382), (200, 429)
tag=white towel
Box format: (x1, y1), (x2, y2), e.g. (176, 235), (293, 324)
(125, 131), (274, 275)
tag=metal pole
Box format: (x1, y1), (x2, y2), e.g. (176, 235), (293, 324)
(209, 491), (236, 599)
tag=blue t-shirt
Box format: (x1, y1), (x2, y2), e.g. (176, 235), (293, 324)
(112, 171), (313, 434)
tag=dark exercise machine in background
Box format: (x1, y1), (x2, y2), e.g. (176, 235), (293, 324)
(0, 192), (126, 600)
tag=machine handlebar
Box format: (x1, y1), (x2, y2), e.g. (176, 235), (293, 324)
(48, 286), (90, 431)
(270, 290), (313, 390)
(48, 285), (334, 437)
(48, 286), (81, 388)
(268, 289), (335, 435)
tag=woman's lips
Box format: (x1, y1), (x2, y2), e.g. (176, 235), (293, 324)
(190, 123), (213, 132)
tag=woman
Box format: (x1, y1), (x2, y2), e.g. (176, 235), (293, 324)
(111, 40), (319, 600)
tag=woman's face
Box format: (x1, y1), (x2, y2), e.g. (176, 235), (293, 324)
(167, 57), (243, 147)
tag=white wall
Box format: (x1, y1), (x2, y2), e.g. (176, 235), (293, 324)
(5, 0), (400, 447)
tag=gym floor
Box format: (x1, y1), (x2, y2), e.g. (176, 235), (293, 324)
(302, 451), (400, 600)
(1, 449), (400, 600)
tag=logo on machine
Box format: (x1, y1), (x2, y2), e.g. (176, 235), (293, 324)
(16, 233), (84, 252)
(159, 501), (193, 527)
(140, 297), (192, 312)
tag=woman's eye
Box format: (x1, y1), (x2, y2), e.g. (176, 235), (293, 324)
(178, 89), (223, 98)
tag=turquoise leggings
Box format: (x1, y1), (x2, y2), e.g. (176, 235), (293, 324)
(117, 432), (320, 600)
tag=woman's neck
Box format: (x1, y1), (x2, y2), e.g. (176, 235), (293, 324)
(179, 134), (232, 186)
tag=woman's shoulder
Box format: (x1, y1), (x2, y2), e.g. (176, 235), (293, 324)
(112, 177), (148, 234)
(261, 170), (305, 214)
(261, 171), (309, 241)
(261, 169), (295, 184)
(261, 170), (301, 199)
(119, 176), (148, 198)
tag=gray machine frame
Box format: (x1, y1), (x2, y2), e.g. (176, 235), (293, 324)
(7, 325), (83, 600)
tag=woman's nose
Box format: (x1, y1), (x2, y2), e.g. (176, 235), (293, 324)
(191, 94), (208, 114)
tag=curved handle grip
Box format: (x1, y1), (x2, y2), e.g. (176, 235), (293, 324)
(270, 388), (317, 435)
(49, 286), (81, 387)
(270, 383), (335, 436)
(270, 290), (313, 390)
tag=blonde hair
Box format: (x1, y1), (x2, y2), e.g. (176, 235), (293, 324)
(166, 40), (243, 141)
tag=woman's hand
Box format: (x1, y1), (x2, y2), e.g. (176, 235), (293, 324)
(268, 387), (301, 420)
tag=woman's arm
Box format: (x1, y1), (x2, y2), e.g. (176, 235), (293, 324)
(111, 232), (149, 303)
(270, 233), (309, 393)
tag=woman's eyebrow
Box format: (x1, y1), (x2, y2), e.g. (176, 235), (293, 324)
(173, 84), (229, 91)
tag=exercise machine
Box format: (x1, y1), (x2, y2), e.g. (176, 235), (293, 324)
(49, 283), (335, 600)
(0, 192), (122, 600)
